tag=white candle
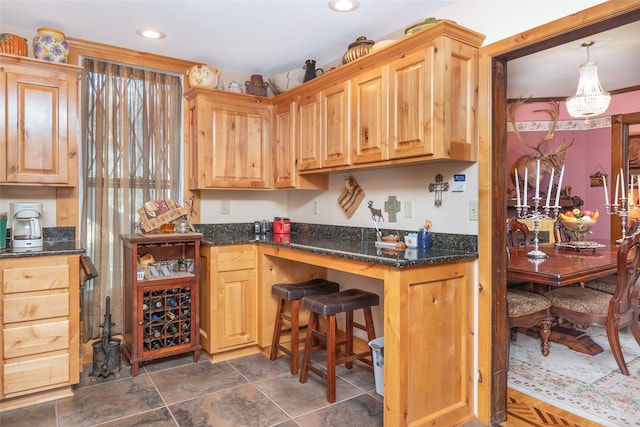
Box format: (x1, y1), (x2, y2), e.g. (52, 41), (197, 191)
(631, 174), (635, 207)
(554, 165), (565, 206)
(614, 173), (619, 204)
(603, 174), (609, 206)
(620, 168), (626, 200)
(514, 168), (521, 206)
(545, 167), (554, 207)
(523, 167), (528, 205)
(535, 159), (540, 199)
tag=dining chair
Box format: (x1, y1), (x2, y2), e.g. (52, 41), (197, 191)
(544, 229), (640, 375)
(507, 289), (555, 357)
(552, 218), (570, 243)
(507, 217), (530, 247)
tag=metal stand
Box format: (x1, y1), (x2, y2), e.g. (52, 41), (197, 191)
(516, 197), (560, 259)
(605, 197), (634, 244)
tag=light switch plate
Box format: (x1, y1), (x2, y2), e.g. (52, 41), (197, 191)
(404, 200), (413, 218)
(469, 200), (478, 220)
(221, 200), (230, 215)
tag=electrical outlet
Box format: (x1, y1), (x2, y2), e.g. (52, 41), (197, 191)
(469, 200), (478, 220)
(404, 200), (413, 218)
(313, 201), (319, 215)
(221, 200), (230, 215)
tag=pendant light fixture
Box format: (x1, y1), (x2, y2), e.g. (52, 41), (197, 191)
(566, 41), (610, 122)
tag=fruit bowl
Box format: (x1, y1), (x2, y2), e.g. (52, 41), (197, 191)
(561, 219), (596, 243)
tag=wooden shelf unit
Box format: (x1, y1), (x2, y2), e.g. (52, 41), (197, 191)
(121, 233), (202, 376)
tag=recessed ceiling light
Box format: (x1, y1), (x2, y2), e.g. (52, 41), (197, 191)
(328, 0), (360, 12)
(136, 29), (166, 40)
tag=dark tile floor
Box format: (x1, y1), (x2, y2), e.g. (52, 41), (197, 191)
(0, 351), (385, 427)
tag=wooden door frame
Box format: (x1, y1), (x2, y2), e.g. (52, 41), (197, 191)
(611, 112), (640, 240)
(477, 2), (640, 424)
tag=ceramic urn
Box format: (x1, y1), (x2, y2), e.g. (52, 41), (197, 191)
(187, 64), (220, 89)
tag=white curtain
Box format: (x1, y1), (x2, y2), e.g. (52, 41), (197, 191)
(81, 58), (182, 339)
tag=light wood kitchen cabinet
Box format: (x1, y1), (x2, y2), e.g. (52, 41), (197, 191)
(350, 66), (388, 164)
(296, 91), (321, 172)
(389, 36), (479, 161)
(200, 245), (258, 354)
(276, 21), (483, 172)
(0, 54), (81, 185)
(321, 80), (350, 168)
(0, 255), (80, 406)
(185, 88), (271, 189)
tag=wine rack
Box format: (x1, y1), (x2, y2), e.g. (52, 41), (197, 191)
(121, 232), (202, 376)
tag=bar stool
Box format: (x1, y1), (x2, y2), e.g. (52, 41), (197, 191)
(270, 278), (340, 374)
(299, 288), (379, 403)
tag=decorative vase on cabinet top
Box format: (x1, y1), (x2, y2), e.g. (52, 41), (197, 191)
(187, 64), (220, 89)
(342, 36), (375, 64)
(245, 74), (269, 96)
(33, 28), (69, 63)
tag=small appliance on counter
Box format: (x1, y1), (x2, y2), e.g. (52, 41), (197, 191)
(10, 202), (43, 249)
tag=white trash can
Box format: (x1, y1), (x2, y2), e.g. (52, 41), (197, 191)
(369, 337), (384, 396)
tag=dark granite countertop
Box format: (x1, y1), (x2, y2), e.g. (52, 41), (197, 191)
(197, 223), (477, 268)
(0, 227), (85, 259)
(0, 240), (85, 259)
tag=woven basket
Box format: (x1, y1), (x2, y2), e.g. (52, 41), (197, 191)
(0, 33), (28, 56)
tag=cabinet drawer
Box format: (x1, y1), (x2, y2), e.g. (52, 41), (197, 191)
(3, 354), (70, 395)
(3, 292), (69, 324)
(4, 320), (69, 359)
(217, 248), (255, 271)
(2, 264), (70, 294)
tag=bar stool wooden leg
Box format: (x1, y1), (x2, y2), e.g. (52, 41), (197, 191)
(299, 311), (317, 384)
(326, 314), (337, 403)
(269, 298), (285, 361)
(289, 299), (300, 375)
(345, 310), (354, 369)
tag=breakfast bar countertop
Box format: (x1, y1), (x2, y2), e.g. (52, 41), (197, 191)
(200, 230), (478, 268)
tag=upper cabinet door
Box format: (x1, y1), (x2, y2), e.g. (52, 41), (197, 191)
(296, 91), (321, 171)
(321, 80), (350, 168)
(388, 48), (435, 159)
(350, 66), (388, 164)
(187, 90), (271, 189)
(273, 100), (295, 188)
(2, 61), (79, 185)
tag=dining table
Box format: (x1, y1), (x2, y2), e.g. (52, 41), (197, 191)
(506, 239), (619, 355)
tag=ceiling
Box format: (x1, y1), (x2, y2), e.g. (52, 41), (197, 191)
(1, 1), (639, 98)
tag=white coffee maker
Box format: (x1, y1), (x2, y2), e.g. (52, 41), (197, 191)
(10, 202), (43, 249)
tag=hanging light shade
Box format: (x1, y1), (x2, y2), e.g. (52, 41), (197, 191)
(566, 41), (610, 121)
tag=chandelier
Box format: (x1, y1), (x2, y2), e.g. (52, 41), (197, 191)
(566, 41), (610, 122)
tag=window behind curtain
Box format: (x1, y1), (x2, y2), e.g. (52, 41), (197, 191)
(81, 58), (182, 339)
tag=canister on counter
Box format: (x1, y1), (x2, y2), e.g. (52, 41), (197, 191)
(273, 217), (284, 234)
(282, 218), (291, 234)
(253, 220), (261, 234)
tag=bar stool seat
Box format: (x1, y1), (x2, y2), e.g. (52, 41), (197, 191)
(299, 288), (379, 403)
(269, 278), (340, 374)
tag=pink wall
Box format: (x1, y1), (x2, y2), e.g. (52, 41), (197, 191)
(507, 90), (640, 240)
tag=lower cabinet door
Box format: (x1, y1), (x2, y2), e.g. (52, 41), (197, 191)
(214, 269), (257, 351)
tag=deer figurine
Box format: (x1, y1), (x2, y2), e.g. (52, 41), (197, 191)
(509, 98), (574, 196)
(368, 201), (384, 222)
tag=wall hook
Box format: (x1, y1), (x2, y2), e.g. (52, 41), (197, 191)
(428, 174), (449, 206)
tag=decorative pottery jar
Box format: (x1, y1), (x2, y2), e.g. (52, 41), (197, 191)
(245, 74), (268, 96)
(33, 28), (69, 63)
(0, 33), (28, 56)
(186, 64), (220, 89)
(303, 60), (324, 82)
(342, 36), (375, 64)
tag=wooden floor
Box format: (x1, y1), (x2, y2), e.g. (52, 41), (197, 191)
(502, 388), (604, 427)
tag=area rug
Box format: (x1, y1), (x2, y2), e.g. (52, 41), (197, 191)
(508, 327), (640, 427)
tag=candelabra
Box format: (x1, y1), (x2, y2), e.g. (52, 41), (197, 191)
(516, 197), (560, 259)
(605, 197), (633, 244)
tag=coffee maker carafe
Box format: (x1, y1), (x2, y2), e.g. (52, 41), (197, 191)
(10, 202), (43, 249)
